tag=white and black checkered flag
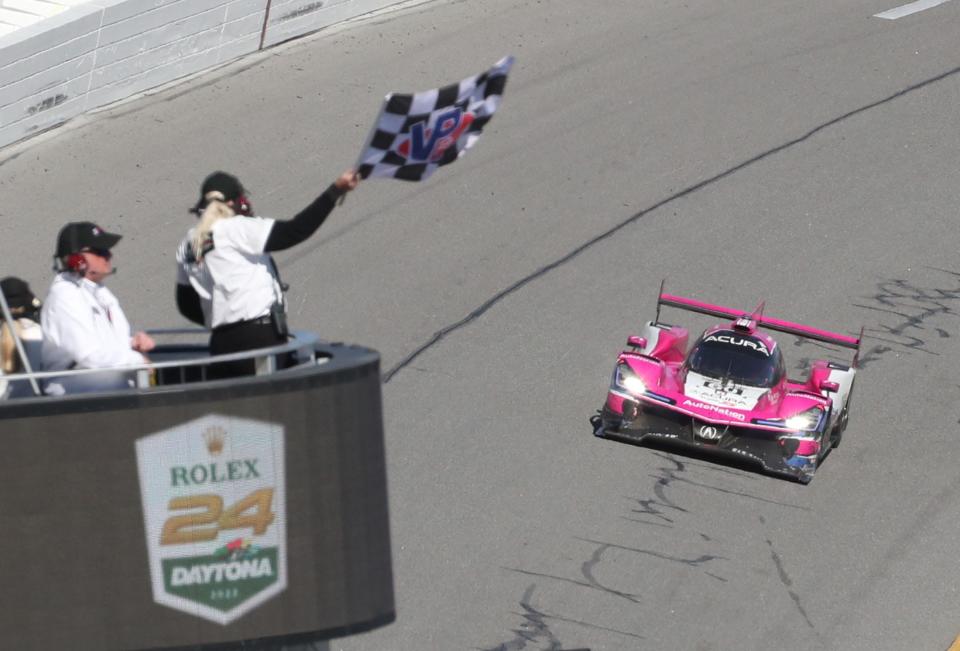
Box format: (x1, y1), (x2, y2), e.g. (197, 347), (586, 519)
(357, 56), (514, 181)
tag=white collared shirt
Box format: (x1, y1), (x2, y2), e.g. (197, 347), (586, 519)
(40, 273), (144, 394)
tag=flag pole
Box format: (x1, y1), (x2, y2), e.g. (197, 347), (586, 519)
(339, 94), (390, 206)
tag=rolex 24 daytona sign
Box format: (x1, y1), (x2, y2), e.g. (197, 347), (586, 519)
(136, 414), (287, 625)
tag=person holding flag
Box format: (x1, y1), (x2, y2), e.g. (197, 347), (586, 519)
(174, 55), (512, 378)
(175, 168), (359, 378)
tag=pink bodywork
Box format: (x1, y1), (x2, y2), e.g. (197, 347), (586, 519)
(605, 294), (860, 432)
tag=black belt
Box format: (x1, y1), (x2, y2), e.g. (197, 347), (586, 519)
(212, 315), (273, 333)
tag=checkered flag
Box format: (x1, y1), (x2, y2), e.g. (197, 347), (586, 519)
(357, 56), (514, 181)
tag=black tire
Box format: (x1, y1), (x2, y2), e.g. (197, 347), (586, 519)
(830, 411), (846, 449)
(831, 381), (855, 449)
(589, 413), (606, 437)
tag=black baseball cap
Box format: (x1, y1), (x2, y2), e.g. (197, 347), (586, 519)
(0, 276), (39, 313)
(55, 221), (122, 258)
(192, 171), (244, 214)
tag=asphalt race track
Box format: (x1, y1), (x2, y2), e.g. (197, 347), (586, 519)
(3, 1), (960, 649)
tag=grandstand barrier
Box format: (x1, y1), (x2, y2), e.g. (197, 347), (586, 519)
(0, 330), (394, 650)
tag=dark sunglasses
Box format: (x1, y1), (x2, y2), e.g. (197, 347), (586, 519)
(85, 248), (113, 260)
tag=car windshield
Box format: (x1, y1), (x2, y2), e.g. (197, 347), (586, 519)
(687, 332), (781, 388)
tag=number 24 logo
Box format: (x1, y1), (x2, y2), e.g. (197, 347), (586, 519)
(160, 488), (275, 545)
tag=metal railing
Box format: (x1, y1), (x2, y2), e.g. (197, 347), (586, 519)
(0, 327), (331, 398)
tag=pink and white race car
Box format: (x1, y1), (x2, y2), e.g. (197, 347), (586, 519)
(591, 289), (862, 484)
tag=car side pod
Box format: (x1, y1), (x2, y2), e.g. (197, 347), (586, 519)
(0, 330), (394, 650)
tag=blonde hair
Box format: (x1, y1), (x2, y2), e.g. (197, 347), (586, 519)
(192, 191), (236, 262)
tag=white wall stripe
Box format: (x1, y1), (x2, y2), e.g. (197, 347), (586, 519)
(0, 0), (407, 149)
(874, 0), (953, 20)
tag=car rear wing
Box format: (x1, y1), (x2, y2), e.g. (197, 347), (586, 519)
(654, 285), (863, 367)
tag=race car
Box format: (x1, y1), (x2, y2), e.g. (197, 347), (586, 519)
(591, 288), (862, 484)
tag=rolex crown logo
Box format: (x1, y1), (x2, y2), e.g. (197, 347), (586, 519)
(203, 426), (226, 456)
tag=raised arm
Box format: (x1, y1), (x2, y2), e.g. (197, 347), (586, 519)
(264, 169), (359, 252)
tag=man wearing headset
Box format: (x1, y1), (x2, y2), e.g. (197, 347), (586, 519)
(40, 221), (155, 395)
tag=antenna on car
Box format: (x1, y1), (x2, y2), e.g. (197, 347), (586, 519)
(654, 278), (666, 325)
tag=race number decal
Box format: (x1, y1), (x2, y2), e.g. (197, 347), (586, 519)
(136, 415), (287, 625)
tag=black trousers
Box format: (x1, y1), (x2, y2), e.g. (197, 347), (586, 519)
(208, 319), (286, 379)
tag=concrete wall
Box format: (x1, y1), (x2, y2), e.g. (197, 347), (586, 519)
(0, 0), (404, 150)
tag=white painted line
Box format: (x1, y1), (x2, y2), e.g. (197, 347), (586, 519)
(874, 0), (953, 19)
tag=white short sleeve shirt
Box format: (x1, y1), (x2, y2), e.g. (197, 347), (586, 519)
(177, 216), (282, 329)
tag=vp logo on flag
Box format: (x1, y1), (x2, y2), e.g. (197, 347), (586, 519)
(398, 108), (475, 163)
(357, 55), (513, 182)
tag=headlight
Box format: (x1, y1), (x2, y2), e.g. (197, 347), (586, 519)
(615, 363), (646, 395)
(786, 407), (824, 432)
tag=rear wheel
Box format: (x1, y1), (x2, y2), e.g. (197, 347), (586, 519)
(831, 410), (847, 449)
(831, 381), (855, 449)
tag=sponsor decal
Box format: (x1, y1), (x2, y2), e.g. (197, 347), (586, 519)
(703, 334), (770, 356)
(136, 415), (287, 625)
(682, 399), (746, 422)
(650, 432), (680, 439)
(702, 379), (744, 396)
(618, 429), (676, 441)
(685, 372), (765, 410)
(730, 447), (762, 462)
(397, 108), (475, 163)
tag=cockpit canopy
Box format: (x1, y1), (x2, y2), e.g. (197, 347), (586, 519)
(686, 329), (784, 388)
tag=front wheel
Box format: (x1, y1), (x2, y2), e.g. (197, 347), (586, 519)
(589, 413), (606, 437)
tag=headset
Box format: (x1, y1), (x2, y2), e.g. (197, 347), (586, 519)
(64, 253), (87, 274)
(53, 229), (88, 274)
(234, 194), (253, 216)
(52, 252), (89, 275)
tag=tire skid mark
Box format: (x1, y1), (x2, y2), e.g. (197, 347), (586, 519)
(479, 585), (563, 651)
(626, 493), (687, 524)
(765, 538), (815, 630)
(646, 451), (809, 510)
(504, 566), (641, 604)
(382, 66), (960, 384)
(854, 270), (960, 369)
(580, 544), (643, 604)
(480, 584), (644, 650)
(619, 516), (674, 528)
(576, 537), (725, 568)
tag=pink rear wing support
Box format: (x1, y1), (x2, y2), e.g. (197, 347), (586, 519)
(657, 291), (862, 364)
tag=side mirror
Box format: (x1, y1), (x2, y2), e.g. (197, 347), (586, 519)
(627, 336), (647, 350)
(819, 380), (840, 393)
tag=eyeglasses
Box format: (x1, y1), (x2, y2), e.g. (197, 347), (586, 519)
(84, 248), (113, 260)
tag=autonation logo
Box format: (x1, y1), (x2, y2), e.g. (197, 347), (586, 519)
(682, 399), (746, 422)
